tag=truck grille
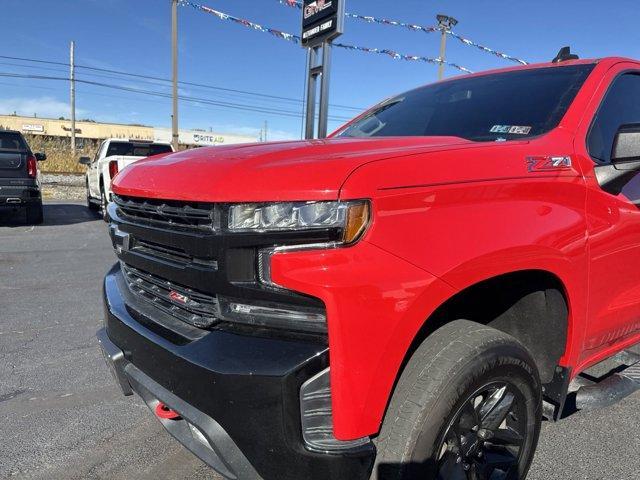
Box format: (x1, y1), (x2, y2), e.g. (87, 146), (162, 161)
(113, 195), (217, 231)
(122, 263), (219, 328)
(109, 195), (328, 334)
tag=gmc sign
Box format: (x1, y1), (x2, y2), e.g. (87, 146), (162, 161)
(301, 0), (345, 47)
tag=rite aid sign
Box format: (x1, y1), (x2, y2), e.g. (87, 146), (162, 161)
(192, 133), (225, 145)
(301, 0), (345, 47)
(22, 124), (44, 133)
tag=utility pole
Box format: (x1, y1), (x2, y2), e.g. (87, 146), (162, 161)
(263, 120), (268, 142)
(171, 0), (179, 150)
(70, 41), (76, 156)
(436, 14), (458, 80)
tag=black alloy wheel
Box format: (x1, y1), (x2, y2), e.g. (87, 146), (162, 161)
(372, 320), (542, 480)
(436, 382), (528, 480)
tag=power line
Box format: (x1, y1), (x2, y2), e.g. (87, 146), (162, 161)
(77, 64), (364, 112)
(0, 72), (352, 122)
(0, 55), (67, 68)
(73, 69), (325, 112)
(0, 54), (364, 112)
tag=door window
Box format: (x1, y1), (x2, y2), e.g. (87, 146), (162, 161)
(588, 73), (640, 203)
(94, 142), (106, 164)
(588, 73), (640, 163)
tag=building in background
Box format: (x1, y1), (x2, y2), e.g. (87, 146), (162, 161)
(153, 127), (256, 147)
(0, 114), (257, 148)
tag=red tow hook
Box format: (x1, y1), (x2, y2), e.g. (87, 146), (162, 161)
(155, 402), (181, 420)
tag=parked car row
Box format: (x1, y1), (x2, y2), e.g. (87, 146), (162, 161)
(0, 133), (173, 225)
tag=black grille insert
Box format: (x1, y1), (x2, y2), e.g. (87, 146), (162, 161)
(131, 238), (218, 270)
(133, 238), (192, 264)
(113, 195), (217, 231)
(122, 263), (219, 328)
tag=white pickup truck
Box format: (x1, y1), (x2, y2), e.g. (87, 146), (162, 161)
(80, 139), (173, 219)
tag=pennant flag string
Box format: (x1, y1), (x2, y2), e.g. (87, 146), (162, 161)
(178, 1), (474, 73)
(278, 0), (438, 34)
(446, 31), (528, 65)
(277, 0), (528, 65)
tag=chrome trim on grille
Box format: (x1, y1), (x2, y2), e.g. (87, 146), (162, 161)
(113, 195), (217, 231)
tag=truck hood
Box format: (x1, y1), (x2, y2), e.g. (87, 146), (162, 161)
(112, 137), (475, 202)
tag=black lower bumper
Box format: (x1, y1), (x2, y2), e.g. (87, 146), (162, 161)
(100, 264), (374, 480)
(0, 180), (41, 208)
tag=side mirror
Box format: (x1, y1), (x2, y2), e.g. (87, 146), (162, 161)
(78, 156), (91, 166)
(594, 124), (640, 195)
(35, 152), (47, 161)
(612, 124), (640, 163)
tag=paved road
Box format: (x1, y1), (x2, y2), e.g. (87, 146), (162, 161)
(0, 201), (638, 479)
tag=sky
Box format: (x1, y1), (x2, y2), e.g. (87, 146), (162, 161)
(2, 0), (640, 141)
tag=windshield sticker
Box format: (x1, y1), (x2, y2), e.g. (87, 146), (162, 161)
(490, 125), (532, 135)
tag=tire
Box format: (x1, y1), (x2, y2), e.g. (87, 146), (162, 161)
(87, 181), (99, 211)
(25, 201), (44, 225)
(100, 186), (109, 222)
(373, 320), (542, 480)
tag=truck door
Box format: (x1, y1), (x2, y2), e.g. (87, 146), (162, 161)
(579, 68), (640, 365)
(89, 141), (105, 197)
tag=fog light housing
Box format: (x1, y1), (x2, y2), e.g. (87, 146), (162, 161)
(219, 297), (327, 333)
(300, 368), (370, 452)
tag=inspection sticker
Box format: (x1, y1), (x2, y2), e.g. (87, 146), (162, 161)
(490, 125), (532, 135)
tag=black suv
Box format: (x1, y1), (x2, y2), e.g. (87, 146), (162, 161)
(0, 130), (46, 224)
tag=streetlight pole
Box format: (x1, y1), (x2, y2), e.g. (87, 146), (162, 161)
(436, 14), (458, 80)
(171, 0), (179, 150)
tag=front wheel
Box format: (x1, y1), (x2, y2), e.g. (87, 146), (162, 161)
(373, 320), (542, 480)
(100, 187), (109, 222)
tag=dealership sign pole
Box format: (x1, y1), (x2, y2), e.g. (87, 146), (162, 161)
(302, 0), (345, 139)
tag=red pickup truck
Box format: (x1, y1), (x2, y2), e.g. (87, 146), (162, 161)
(98, 55), (640, 480)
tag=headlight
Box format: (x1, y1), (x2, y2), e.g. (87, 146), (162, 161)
(228, 200), (370, 244)
(225, 200), (370, 333)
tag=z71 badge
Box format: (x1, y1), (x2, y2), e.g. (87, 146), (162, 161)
(526, 155), (572, 172)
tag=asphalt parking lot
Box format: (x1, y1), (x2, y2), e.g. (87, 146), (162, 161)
(0, 201), (638, 480)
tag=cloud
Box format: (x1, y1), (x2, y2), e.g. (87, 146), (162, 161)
(0, 96), (86, 119)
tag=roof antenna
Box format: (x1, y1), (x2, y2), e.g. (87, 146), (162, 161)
(552, 46), (579, 63)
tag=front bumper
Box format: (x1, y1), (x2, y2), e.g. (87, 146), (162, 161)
(100, 264), (374, 480)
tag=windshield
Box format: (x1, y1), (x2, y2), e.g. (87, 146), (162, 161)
(337, 64), (595, 142)
(0, 131), (28, 151)
(106, 142), (172, 157)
